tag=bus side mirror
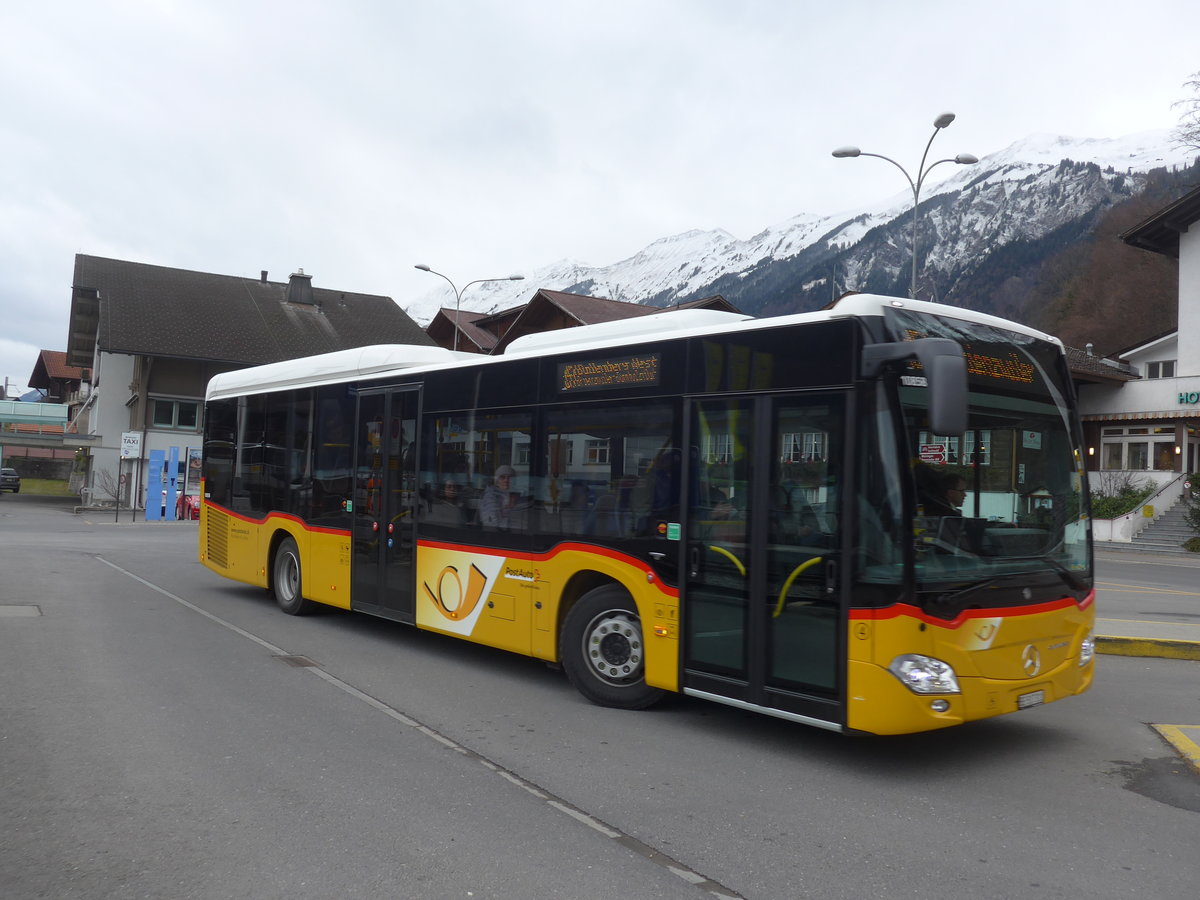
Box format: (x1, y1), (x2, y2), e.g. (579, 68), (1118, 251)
(862, 338), (967, 437)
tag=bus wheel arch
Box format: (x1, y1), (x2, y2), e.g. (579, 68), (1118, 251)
(559, 581), (665, 710)
(270, 532), (317, 616)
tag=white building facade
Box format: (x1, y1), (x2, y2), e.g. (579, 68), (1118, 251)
(1074, 184), (1200, 534)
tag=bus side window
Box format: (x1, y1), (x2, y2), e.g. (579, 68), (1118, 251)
(541, 401), (679, 541)
(313, 390), (353, 521)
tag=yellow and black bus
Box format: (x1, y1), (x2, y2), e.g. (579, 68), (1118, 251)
(200, 294), (1094, 735)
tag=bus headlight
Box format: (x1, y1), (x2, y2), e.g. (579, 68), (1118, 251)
(1079, 630), (1095, 666)
(889, 654), (961, 694)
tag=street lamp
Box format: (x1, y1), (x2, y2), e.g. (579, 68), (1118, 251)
(414, 264), (525, 351)
(832, 112), (978, 300)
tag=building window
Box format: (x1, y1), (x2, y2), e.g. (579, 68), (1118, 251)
(1145, 360), (1176, 379)
(918, 430), (992, 466)
(1098, 426), (1177, 471)
(702, 433), (732, 465)
(781, 431), (828, 463)
(151, 398), (200, 431)
(584, 439), (610, 465)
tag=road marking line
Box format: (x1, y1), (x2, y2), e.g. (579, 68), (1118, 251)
(1098, 616), (1200, 627)
(97, 554), (747, 900)
(1095, 582), (1200, 597)
(1151, 724), (1200, 776)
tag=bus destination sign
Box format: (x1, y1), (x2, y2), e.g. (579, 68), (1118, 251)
(559, 353), (661, 393)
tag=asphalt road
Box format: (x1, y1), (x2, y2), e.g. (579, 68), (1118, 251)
(1094, 547), (1200, 632)
(2, 494), (1198, 899)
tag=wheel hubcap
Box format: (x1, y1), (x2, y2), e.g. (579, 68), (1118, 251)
(583, 610), (644, 686)
(279, 554), (298, 599)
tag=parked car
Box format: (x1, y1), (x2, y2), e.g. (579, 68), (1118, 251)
(178, 493), (200, 520)
(0, 467), (20, 493)
(161, 488), (200, 519)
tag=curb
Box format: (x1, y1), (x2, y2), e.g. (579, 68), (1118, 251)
(1151, 724), (1200, 776)
(1096, 635), (1200, 661)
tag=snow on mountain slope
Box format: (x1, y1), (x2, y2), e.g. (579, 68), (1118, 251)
(403, 130), (1195, 325)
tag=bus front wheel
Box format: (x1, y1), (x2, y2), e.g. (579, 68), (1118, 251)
(273, 537), (316, 616)
(560, 585), (665, 710)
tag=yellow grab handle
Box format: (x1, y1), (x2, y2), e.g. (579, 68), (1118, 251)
(707, 544), (746, 577)
(774, 556), (825, 618)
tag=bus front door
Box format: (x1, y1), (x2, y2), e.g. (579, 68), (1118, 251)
(683, 394), (845, 728)
(351, 388), (419, 622)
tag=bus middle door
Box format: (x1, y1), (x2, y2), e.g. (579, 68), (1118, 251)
(351, 387), (419, 622)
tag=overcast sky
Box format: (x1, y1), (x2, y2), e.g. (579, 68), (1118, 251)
(2, 0), (1198, 394)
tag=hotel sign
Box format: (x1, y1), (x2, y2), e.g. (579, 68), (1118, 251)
(1179, 391), (1200, 405)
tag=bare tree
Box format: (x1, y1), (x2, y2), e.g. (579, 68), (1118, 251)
(1172, 70), (1200, 152)
(94, 468), (124, 522)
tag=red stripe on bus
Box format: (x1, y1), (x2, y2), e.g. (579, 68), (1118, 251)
(418, 538), (681, 599)
(849, 590), (1094, 629)
(202, 501), (352, 537)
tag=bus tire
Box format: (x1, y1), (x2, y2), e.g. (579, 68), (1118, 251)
(560, 584), (664, 710)
(273, 536), (316, 615)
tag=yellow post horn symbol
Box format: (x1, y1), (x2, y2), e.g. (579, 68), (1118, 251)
(423, 564), (487, 621)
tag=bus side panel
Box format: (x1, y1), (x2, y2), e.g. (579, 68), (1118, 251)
(199, 501), (267, 590)
(297, 526), (352, 610)
(846, 599), (1095, 735)
(414, 541), (680, 692)
(199, 503), (351, 610)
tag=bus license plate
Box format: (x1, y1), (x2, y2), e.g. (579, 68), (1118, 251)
(1018, 690), (1045, 710)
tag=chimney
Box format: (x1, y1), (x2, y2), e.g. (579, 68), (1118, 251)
(286, 268), (315, 305)
(260, 270), (268, 284)
(1086, 342), (1094, 357)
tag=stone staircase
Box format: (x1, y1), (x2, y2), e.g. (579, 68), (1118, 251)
(1128, 496), (1196, 552)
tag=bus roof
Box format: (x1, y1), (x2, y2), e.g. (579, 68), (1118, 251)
(205, 294), (1061, 401)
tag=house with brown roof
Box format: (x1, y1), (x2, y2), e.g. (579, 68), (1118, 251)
(28, 350), (86, 404)
(426, 289), (743, 354)
(66, 254), (433, 508)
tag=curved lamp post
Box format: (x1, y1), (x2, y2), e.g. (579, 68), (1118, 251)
(833, 112), (978, 299)
(414, 264), (525, 351)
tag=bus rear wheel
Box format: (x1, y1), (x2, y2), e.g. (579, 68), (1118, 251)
(561, 585), (664, 710)
(273, 536), (316, 615)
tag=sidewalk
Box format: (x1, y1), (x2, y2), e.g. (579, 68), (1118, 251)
(1095, 618), (1200, 661)
(1095, 540), (1200, 661)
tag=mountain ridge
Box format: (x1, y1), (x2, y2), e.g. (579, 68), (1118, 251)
(405, 129), (1199, 353)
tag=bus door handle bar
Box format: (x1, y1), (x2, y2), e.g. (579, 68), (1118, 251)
(824, 558), (838, 595)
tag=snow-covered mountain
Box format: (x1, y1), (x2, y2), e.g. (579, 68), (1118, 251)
(403, 130), (1197, 325)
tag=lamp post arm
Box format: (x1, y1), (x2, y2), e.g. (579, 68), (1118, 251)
(854, 151), (917, 205)
(914, 157), (963, 196)
(916, 125), (944, 199)
(418, 266), (463, 307)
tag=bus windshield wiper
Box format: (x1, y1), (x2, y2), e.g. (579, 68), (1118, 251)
(924, 577), (1002, 617)
(1011, 555), (1089, 593)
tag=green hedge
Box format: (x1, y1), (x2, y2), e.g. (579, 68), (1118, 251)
(1090, 483), (1155, 519)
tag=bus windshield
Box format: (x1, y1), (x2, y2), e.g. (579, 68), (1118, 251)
(886, 308), (1092, 616)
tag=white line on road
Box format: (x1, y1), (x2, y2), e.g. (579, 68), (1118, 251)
(96, 555), (744, 900)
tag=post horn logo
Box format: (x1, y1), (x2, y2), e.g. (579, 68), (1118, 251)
(423, 563), (487, 621)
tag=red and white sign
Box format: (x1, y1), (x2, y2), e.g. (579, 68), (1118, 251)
(919, 443), (947, 463)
